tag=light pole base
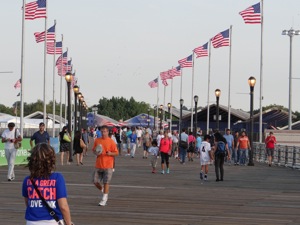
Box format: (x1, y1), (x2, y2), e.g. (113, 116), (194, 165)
(247, 162), (254, 166)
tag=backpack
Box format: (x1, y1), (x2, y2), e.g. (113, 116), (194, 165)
(215, 141), (226, 157)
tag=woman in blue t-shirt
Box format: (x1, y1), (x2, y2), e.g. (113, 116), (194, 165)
(22, 143), (73, 225)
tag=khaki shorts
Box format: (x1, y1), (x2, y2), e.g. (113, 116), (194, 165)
(92, 168), (113, 184)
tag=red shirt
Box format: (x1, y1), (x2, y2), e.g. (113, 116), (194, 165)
(159, 138), (172, 154)
(265, 135), (276, 149)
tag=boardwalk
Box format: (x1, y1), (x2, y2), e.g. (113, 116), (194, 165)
(1, 147), (300, 225)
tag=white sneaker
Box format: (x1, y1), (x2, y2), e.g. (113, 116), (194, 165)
(98, 199), (107, 206)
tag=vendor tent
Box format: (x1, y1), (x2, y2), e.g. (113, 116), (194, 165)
(87, 113), (119, 127)
(124, 113), (167, 127)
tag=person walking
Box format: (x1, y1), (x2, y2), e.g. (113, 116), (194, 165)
(114, 129), (122, 156)
(92, 125), (119, 206)
(73, 131), (84, 166)
(223, 128), (234, 165)
(187, 131), (196, 162)
(159, 130), (172, 174)
(265, 131), (277, 167)
(214, 132), (230, 182)
(171, 131), (179, 159)
(195, 132), (202, 158)
(179, 128), (188, 164)
(129, 128), (137, 158)
(30, 122), (50, 148)
(199, 135), (213, 181)
(148, 140), (159, 173)
(142, 131), (152, 159)
(236, 131), (250, 166)
(22, 143), (73, 225)
(1, 122), (22, 181)
(81, 129), (89, 156)
(59, 126), (71, 165)
(233, 131), (240, 165)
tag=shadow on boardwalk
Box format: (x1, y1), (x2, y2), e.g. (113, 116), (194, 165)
(1, 147), (300, 225)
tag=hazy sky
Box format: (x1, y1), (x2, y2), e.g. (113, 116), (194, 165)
(1, 0), (300, 113)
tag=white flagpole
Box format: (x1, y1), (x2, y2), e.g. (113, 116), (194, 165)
(64, 48), (68, 124)
(259, 0), (264, 143)
(163, 84), (166, 122)
(52, 20), (56, 137)
(59, 35), (64, 130)
(170, 77), (173, 132)
(206, 41), (212, 134)
(228, 25), (233, 130)
(43, 1), (48, 124)
(20, 0), (26, 137)
(156, 76), (159, 130)
(190, 52), (195, 132)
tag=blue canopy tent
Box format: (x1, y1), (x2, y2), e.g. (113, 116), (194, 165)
(87, 112), (119, 127)
(124, 113), (155, 127)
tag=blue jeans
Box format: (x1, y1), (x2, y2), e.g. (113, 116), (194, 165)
(232, 148), (238, 164)
(239, 149), (248, 165)
(179, 147), (187, 163)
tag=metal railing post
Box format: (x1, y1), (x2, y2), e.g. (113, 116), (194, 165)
(285, 146), (289, 167)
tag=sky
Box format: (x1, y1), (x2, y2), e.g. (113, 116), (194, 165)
(1, 0), (300, 114)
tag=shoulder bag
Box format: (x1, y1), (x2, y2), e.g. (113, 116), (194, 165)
(80, 139), (86, 149)
(14, 128), (21, 149)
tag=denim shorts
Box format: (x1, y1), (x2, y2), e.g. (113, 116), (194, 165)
(92, 168), (113, 184)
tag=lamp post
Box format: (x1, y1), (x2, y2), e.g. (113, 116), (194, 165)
(282, 28), (300, 130)
(248, 76), (256, 166)
(179, 99), (184, 144)
(79, 97), (84, 131)
(215, 89), (221, 130)
(159, 104), (163, 130)
(153, 107), (156, 130)
(167, 103), (171, 131)
(147, 108), (150, 127)
(77, 92), (82, 130)
(92, 105), (98, 128)
(194, 95), (198, 135)
(65, 72), (73, 162)
(73, 85), (79, 132)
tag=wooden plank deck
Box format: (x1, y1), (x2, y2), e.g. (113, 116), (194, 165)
(1, 146), (300, 225)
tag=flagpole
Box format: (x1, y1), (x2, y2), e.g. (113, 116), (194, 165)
(170, 76), (173, 132)
(259, 0), (264, 143)
(156, 76), (159, 130)
(43, 1), (48, 125)
(20, 0), (26, 137)
(59, 35), (64, 130)
(228, 25), (233, 130)
(190, 52), (195, 132)
(52, 20), (56, 137)
(64, 48), (68, 122)
(206, 41), (212, 134)
(163, 84), (166, 123)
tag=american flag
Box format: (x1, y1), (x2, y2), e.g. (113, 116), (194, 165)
(71, 76), (78, 88)
(47, 41), (62, 55)
(168, 66), (181, 78)
(239, 2), (261, 24)
(148, 78), (158, 88)
(56, 51), (68, 66)
(66, 60), (72, 72)
(194, 42), (208, 58)
(162, 79), (168, 86)
(25, 0), (46, 20)
(178, 54), (193, 68)
(211, 29), (230, 48)
(14, 79), (21, 89)
(34, 24), (55, 43)
(160, 71), (172, 80)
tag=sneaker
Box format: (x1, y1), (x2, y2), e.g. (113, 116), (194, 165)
(7, 179), (12, 182)
(152, 170), (156, 173)
(204, 175), (207, 181)
(200, 172), (203, 180)
(191, 158), (193, 162)
(98, 199), (107, 206)
(166, 168), (170, 174)
(216, 179), (220, 182)
(161, 170), (165, 174)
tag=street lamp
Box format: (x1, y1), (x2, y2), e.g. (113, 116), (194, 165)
(73, 85), (79, 132)
(65, 72), (73, 162)
(167, 103), (171, 131)
(79, 97), (84, 131)
(248, 76), (256, 166)
(159, 104), (163, 130)
(194, 95), (199, 135)
(215, 89), (221, 130)
(153, 107), (156, 130)
(147, 108), (150, 127)
(92, 105), (98, 128)
(179, 99), (184, 145)
(282, 28), (300, 130)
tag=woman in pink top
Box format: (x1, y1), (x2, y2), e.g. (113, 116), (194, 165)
(159, 130), (172, 174)
(187, 131), (196, 162)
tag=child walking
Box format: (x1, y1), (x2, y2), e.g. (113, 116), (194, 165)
(148, 140), (159, 173)
(199, 135), (213, 181)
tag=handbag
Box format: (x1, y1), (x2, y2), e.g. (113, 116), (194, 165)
(80, 139), (86, 149)
(14, 128), (21, 149)
(63, 133), (71, 142)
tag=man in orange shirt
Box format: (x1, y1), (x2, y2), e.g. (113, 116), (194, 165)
(265, 131), (277, 167)
(236, 131), (250, 166)
(92, 126), (119, 206)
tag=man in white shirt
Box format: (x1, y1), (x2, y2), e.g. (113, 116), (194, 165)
(179, 128), (188, 164)
(1, 122), (22, 181)
(136, 127), (143, 148)
(199, 135), (213, 181)
(156, 130), (164, 148)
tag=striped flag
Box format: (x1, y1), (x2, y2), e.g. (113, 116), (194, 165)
(66, 60), (72, 72)
(178, 54), (193, 68)
(239, 2), (261, 24)
(160, 71), (172, 80)
(162, 79), (168, 86)
(14, 79), (21, 89)
(25, 0), (46, 20)
(194, 42), (208, 58)
(148, 78), (158, 88)
(47, 41), (62, 54)
(168, 66), (181, 78)
(34, 24), (55, 43)
(211, 29), (230, 48)
(56, 51), (68, 66)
